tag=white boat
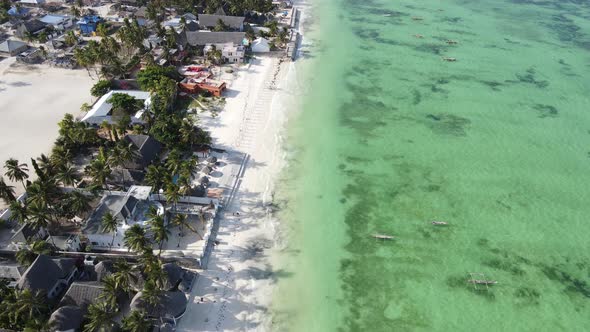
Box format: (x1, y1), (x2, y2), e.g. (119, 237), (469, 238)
(431, 221), (448, 226)
(371, 234), (395, 240)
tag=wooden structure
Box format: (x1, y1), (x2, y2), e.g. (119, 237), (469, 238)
(179, 77), (226, 97)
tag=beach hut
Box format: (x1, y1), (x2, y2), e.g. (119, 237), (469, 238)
(251, 37), (270, 53)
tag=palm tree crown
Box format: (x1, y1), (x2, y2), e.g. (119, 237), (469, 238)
(4, 158), (29, 190)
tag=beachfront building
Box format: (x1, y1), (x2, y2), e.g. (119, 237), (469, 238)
(16, 255), (79, 299)
(49, 281), (106, 331)
(179, 77), (227, 97)
(130, 291), (188, 323)
(203, 42), (245, 63)
(77, 15), (103, 34)
(0, 261), (25, 287)
(122, 134), (163, 169)
(0, 39), (28, 56)
(19, 0), (45, 6)
(80, 90), (151, 126)
(82, 186), (164, 250)
(185, 31), (246, 47)
(251, 37), (271, 53)
(15, 19), (47, 39)
(198, 14), (245, 31)
(40, 14), (73, 31)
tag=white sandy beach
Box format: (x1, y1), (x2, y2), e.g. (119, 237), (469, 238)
(176, 54), (296, 331)
(0, 58), (94, 198)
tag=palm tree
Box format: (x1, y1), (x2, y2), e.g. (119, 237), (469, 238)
(26, 201), (52, 230)
(9, 200), (27, 224)
(121, 310), (151, 332)
(145, 165), (166, 200)
(66, 191), (91, 217)
(85, 158), (112, 192)
(16, 240), (52, 266)
(99, 275), (121, 310)
(100, 121), (113, 141)
(149, 215), (169, 255)
(101, 212), (119, 249)
(4, 159), (29, 190)
(0, 176), (16, 205)
(10, 289), (49, 327)
(171, 213), (196, 234)
(56, 164), (80, 187)
(145, 260), (166, 290)
(83, 301), (116, 332)
(25, 178), (58, 207)
(165, 183), (181, 211)
(36, 154), (56, 178)
(141, 279), (161, 306)
(124, 224), (149, 252)
(113, 260), (137, 293)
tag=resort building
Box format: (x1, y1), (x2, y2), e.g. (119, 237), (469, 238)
(47, 234), (82, 252)
(130, 291), (188, 323)
(49, 281), (106, 331)
(203, 42), (245, 63)
(185, 31), (246, 47)
(40, 14), (73, 31)
(77, 15), (103, 34)
(80, 90), (151, 126)
(179, 77), (227, 97)
(0, 39), (28, 56)
(15, 19), (47, 39)
(0, 261), (26, 287)
(82, 186), (163, 250)
(122, 134), (163, 169)
(197, 14), (245, 31)
(16, 255), (79, 299)
(251, 37), (271, 53)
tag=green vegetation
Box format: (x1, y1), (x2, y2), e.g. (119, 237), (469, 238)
(90, 80), (113, 98)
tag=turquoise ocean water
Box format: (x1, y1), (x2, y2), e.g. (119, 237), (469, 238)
(272, 0), (590, 330)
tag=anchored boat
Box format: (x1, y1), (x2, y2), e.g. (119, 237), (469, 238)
(371, 234), (395, 240)
(431, 221), (448, 226)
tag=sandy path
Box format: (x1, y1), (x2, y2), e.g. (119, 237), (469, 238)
(177, 56), (291, 331)
(0, 58), (94, 198)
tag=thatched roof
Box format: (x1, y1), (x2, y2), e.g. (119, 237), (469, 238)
(94, 260), (114, 281)
(49, 305), (84, 331)
(129, 291), (188, 319)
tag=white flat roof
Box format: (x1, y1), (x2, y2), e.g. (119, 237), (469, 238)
(81, 90), (151, 124)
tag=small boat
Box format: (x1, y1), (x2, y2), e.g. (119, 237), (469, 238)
(411, 16), (424, 21)
(371, 234), (395, 240)
(442, 57), (457, 62)
(467, 279), (498, 285)
(446, 40), (459, 45)
(383, 13), (392, 17)
(431, 221), (448, 226)
(414, 34), (424, 38)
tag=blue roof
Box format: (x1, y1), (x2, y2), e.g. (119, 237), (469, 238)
(7, 6), (30, 16)
(40, 14), (68, 25)
(77, 15), (103, 24)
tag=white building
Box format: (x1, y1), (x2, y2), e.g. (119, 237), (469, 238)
(40, 14), (73, 31)
(251, 37), (270, 53)
(204, 42), (245, 63)
(82, 186), (163, 250)
(81, 90), (151, 126)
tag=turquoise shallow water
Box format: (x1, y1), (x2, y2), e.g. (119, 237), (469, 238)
(272, 0), (590, 330)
